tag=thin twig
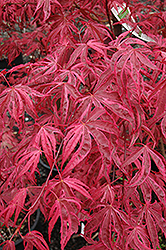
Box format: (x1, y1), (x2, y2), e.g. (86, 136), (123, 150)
(92, 232), (99, 240)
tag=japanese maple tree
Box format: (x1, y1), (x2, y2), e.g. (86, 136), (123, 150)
(0, 0), (166, 249)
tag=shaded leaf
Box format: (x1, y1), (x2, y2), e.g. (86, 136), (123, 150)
(23, 230), (49, 250)
(1, 241), (15, 250)
(48, 197), (80, 250)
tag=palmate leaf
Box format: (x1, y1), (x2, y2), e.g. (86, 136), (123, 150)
(34, 0), (62, 20)
(1, 240), (15, 250)
(124, 177), (166, 248)
(23, 230), (49, 250)
(109, 37), (157, 95)
(30, 123), (63, 167)
(20, 123), (63, 167)
(121, 145), (166, 187)
(15, 147), (41, 180)
(1, 187), (20, 206)
(0, 35), (22, 65)
(46, 12), (79, 46)
(0, 124), (18, 150)
(45, 176), (91, 201)
(145, 174), (166, 207)
(110, 36), (157, 74)
(51, 81), (80, 124)
(82, 21), (113, 43)
(54, 64), (86, 86)
(147, 203), (166, 238)
(62, 177), (92, 199)
(87, 40), (108, 57)
(32, 52), (58, 77)
(132, 201), (165, 249)
(125, 224), (152, 250)
(148, 82), (166, 127)
(76, 68), (135, 126)
(48, 197), (81, 250)
(146, 210), (160, 249)
(0, 188), (27, 227)
(66, 40), (108, 69)
(36, 79), (80, 124)
(128, 147), (151, 187)
(62, 107), (118, 176)
(66, 44), (87, 69)
(0, 84), (42, 122)
(42, 176), (91, 248)
(90, 183), (115, 204)
(84, 204), (129, 249)
(33, 106), (60, 125)
(146, 147), (166, 178)
(26, 186), (45, 216)
(20, 27), (47, 57)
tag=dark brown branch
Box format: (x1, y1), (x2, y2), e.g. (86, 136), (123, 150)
(105, 0), (116, 39)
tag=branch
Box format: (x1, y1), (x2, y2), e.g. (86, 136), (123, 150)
(105, 0), (116, 39)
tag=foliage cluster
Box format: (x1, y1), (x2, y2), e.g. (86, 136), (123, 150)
(0, 0), (166, 249)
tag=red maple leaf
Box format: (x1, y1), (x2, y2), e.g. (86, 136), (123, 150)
(34, 0), (62, 20)
(23, 230), (49, 250)
(0, 84), (42, 122)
